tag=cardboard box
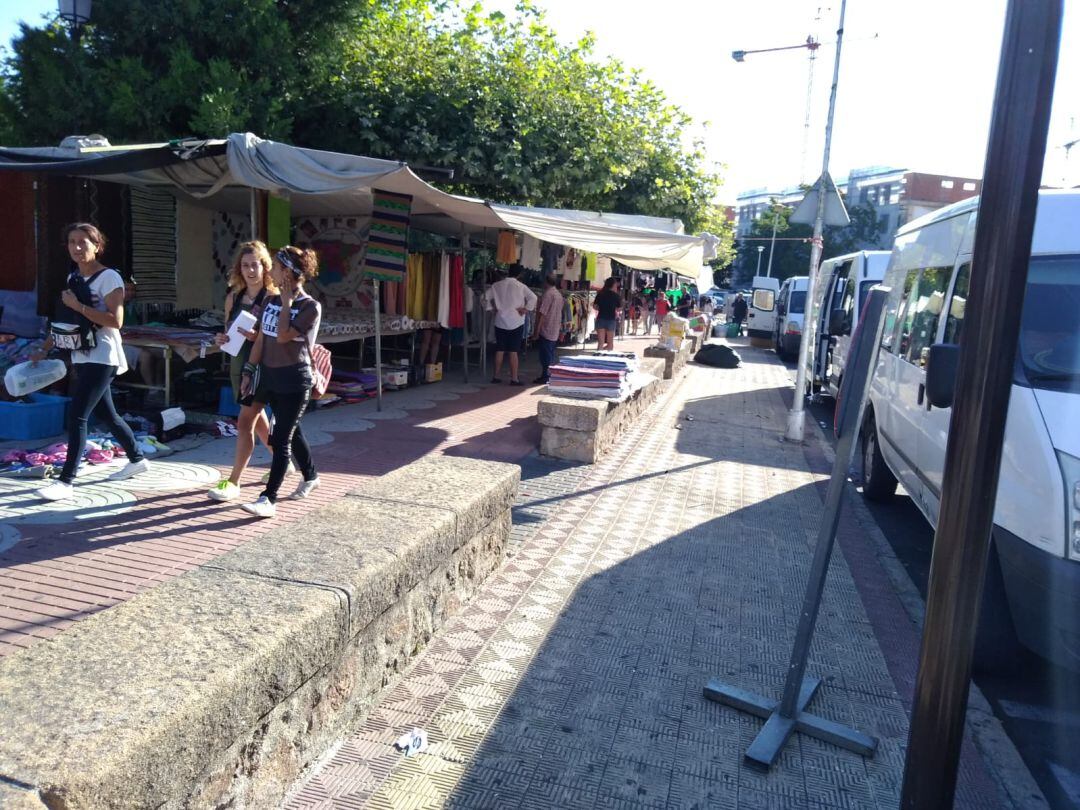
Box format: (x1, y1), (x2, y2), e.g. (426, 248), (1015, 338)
(424, 362), (443, 383)
(382, 370), (409, 388)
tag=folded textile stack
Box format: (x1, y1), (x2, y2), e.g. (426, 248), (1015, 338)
(548, 353), (638, 400)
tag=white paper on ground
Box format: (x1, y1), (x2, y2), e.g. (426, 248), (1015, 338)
(221, 310), (257, 357)
(160, 407), (186, 431)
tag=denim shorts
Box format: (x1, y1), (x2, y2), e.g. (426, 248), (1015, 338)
(595, 318), (617, 332)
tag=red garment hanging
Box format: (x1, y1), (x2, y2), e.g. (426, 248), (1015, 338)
(448, 255), (465, 328)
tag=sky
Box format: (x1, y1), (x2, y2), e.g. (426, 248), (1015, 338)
(3, 0), (1077, 201)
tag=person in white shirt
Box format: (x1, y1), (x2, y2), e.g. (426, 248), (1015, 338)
(484, 265), (537, 386)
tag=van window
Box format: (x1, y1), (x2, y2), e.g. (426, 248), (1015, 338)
(752, 289), (775, 311)
(943, 262), (971, 344)
(1019, 254), (1080, 391)
(789, 291), (807, 314)
(837, 276), (857, 335)
(897, 267), (951, 367)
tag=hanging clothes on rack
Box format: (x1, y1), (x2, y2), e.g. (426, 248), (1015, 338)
(449, 254), (465, 329)
(496, 231), (518, 264)
(437, 252), (451, 328)
(520, 235), (542, 270)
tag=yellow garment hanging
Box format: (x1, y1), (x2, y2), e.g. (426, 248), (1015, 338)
(497, 231), (518, 264)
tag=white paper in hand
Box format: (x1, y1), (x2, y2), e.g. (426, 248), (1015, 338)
(222, 310), (257, 357)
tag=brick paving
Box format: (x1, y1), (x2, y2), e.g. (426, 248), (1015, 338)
(0, 337), (595, 656)
(282, 341), (1008, 809)
(0, 335), (657, 656)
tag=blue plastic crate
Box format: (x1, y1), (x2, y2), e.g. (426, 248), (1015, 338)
(217, 386), (241, 417)
(0, 392), (70, 440)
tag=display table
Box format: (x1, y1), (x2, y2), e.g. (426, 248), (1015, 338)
(643, 339), (693, 380)
(538, 357), (666, 463)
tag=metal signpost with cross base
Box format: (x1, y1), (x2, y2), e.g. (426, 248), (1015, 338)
(703, 285), (889, 770)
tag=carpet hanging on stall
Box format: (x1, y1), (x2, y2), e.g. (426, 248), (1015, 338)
(360, 189), (411, 283)
(129, 187), (178, 305)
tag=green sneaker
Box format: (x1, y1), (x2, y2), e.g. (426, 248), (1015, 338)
(207, 480), (240, 502)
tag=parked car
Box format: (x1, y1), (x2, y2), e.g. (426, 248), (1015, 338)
(861, 189), (1080, 670)
(773, 276), (808, 361)
(806, 251), (890, 396)
(746, 277), (780, 340)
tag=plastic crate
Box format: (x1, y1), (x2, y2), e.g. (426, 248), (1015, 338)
(0, 392), (70, 440)
(217, 386), (241, 417)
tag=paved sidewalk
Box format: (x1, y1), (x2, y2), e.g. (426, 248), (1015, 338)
(0, 336), (655, 657)
(284, 342), (1008, 809)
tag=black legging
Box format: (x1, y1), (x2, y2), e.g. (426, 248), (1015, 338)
(59, 362), (144, 484)
(259, 388), (317, 503)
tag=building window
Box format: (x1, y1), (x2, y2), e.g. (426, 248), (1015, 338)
(889, 191), (900, 204)
(963, 181), (976, 191)
(941, 179), (955, 189)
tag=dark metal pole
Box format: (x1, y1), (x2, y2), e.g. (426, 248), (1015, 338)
(900, 1), (1062, 806)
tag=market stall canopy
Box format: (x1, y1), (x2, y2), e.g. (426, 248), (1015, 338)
(0, 133), (505, 227)
(488, 204), (707, 277)
(0, 133), (710, 273)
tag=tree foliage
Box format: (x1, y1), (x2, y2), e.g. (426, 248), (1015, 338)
(1, 0), (731, 244)
(732, 197), (885, 286)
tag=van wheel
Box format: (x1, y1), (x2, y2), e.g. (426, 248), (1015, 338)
(860, 415), (897, 501)
(973, 541), (1022, 674)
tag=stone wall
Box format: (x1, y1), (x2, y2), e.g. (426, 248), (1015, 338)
(0, 456), (518, 810)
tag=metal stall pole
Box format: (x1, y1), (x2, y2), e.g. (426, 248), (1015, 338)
(480, 229), (489, 380)
(900, 1), (1062, 806)
(461, 224), (470, 383)
(373, 279), (383, 412)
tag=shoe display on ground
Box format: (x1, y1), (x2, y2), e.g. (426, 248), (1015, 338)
(241, 496), (276, 518)
(207, 480), (240, 501)
(288, 477), (320, 501)
(107, 458), (151, 481)
(38, 481), (73, 502)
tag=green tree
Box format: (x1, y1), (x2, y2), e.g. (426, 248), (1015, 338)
(733, 197), (886, 286)
(1, 0), (730, 241)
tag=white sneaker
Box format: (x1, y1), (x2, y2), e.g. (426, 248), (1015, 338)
(108, 458), (151, 481)
(288, 477), (320, 501)
(241, 496), (276, 518)
(39, 481), (74, 501)
(260, 460), (296, 484)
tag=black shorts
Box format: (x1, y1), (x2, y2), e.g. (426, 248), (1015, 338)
(494, 326), (524, 352)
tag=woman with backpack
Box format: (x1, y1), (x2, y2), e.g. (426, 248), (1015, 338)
(238, 245), (323, 518)
(206, 240), (284, 502)
(33, 223), (150, 501)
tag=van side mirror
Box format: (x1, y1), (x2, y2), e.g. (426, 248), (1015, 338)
(925, 343), (960, 408)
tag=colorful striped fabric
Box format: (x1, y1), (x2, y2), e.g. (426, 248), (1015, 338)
(361, 189), (412, 282)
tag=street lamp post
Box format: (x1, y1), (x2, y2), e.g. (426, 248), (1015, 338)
(766, 206), (780, 277)
(731, 3), (848, 442)
(58, 0), (92, 45)
(755, 245), (764, 277)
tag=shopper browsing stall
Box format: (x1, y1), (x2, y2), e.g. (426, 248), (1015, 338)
(532, 274), (562, 384)
(207, 241), (281, 502)
(34, 223), (150, 501)
(484, 265), (537, 386)
(593, 278), (621, 351)
(238, 246), (322, 519)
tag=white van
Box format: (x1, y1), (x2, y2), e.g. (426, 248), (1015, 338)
(861, 189), (1080, 669)
(773, 276), (808, 361)
(807, 251), (890, 396)
(746, 276), (781, 340)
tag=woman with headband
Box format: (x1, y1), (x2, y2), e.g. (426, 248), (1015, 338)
(238, 245), (322, 518)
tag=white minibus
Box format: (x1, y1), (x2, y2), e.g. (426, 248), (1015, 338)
(806, 251), (890, 396)
(773, 276), (808, 361)
(746, 276), (781, 340)
(861, 189), (1080, 670)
